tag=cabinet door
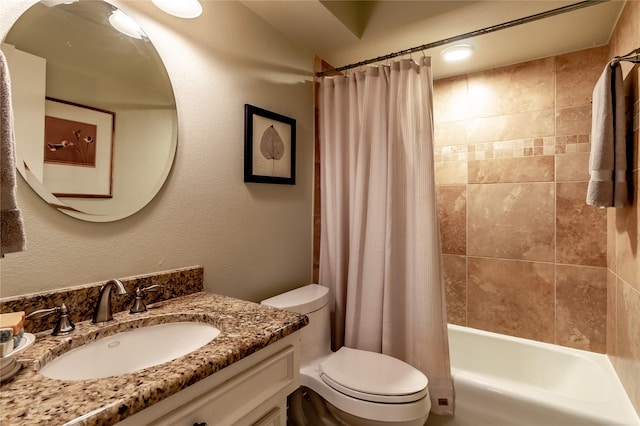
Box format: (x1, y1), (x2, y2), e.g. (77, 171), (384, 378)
(252, 406), (284, 426)
(151, 346), (295, 426)
(236, 399), (287, 426)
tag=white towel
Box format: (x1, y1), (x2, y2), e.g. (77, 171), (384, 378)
(0, 49), (27, 257)
(586, 61), (628, 208)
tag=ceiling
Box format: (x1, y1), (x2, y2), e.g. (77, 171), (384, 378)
(240, 0), (626, 79)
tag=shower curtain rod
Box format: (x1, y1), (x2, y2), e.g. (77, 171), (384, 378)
(316, 0), (608, 77)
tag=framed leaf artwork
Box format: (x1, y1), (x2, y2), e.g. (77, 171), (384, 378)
(244, 104), (296, 185)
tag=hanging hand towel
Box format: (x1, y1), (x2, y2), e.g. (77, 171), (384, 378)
(586, 61), (628, 208)
(0, 49), (27, 257)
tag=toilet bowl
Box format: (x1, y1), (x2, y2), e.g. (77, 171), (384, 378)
(261, 284), (431, 425)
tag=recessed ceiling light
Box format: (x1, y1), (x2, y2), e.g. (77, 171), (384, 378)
(109, 10), (146, 39)
(40, 0), (78, 6)
(151, 0), (203, 19)
(442, 44), (473, 62)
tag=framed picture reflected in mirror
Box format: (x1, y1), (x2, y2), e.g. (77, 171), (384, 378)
(43, 98), (115, 198)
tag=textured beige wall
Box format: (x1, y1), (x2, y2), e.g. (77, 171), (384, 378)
(606, 0), (640, 415)
(0, 0), (314, 303)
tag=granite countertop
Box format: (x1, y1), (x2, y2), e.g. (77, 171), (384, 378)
(0, 292), (308, 425)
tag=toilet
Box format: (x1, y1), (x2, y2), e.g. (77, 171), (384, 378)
(261, 284), (431, 426)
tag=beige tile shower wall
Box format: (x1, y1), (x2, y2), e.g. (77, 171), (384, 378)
(434, 45), (611, 353)
(606, 0), (640, 415)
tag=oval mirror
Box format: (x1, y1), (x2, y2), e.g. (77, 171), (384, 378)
(2, 0), (177, 222)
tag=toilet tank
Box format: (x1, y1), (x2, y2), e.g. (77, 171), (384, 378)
(261, 284), (332, 363)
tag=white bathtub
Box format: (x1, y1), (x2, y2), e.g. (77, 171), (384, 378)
(427, 324), (640, 426)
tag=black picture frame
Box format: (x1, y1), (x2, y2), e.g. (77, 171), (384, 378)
(244, 104), (296, 185)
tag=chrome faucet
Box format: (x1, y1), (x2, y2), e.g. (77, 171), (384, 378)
(92, 279), (127, 323)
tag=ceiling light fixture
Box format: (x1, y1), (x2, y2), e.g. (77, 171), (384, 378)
(151, 0), (203, 19)
(109, 10), (146, 39)
(442, 44), (473, 62)
(40, 0), (78, 7)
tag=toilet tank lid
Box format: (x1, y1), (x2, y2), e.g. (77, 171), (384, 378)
(261, 284), (329, 314)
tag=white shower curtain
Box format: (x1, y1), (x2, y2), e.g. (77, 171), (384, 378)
(318, 57), (454, 416)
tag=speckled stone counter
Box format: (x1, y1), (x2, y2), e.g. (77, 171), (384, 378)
(0, 292), (308, 425)
(0, 266), (205, 334)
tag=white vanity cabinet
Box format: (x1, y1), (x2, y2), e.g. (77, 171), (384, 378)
(118, 332), (300, 426)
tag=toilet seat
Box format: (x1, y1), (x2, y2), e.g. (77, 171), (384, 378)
(319, 347), (429, 404)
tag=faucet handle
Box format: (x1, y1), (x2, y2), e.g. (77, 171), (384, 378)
(129, 285), (164, 314)
(26, 303), (75, 336)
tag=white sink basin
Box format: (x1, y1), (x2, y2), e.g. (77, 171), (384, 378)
(39, 322), (221, 380)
